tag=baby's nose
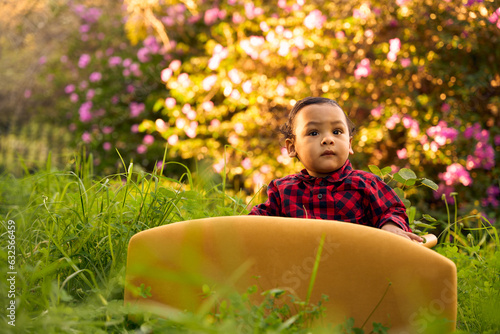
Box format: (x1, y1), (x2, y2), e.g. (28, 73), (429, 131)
(321, 136), (334, 145)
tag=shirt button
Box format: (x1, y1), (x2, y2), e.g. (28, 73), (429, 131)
(318, 194), (323, 199)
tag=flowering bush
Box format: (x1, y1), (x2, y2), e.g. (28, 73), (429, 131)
(37, 0), (499, 222)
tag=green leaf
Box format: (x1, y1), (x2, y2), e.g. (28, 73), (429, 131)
(421, 178), (439, 191)
(153, 98), (164, 112)
(398, 168), (417, 180)
(422, 214), (437, 222)
(414, 221), (436, 229)
(394, 188), (405, 201)
(368, 165), (382, 177)
(407, 206), (416, 224)
(380, 167), (392, 176)
(402, 198), (411, 208)
(393, 173), (406, 184)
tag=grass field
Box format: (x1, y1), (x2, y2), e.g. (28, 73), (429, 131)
(0, 155), (499, 333)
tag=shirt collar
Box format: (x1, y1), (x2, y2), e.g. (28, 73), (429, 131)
(297, 160), (353, 183)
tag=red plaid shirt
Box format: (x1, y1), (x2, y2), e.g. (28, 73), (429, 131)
(249, 160), (410, 231)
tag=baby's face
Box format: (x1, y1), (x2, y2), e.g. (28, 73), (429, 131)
(286, 103), (353, 177)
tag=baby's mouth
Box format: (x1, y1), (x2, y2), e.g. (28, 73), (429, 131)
(321, 150), (335, 156)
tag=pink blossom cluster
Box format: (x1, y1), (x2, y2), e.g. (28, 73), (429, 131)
(137, 36), (163, 63)
(464, 123), (495, 170)
(439, 163), (472, 187)
(262, 25), (306, 58)
(208, 44), (228, 70)
(239, 36), (267, 60)
(304, 10), (326, 30)
(426, 121), (458, 149)
(354, 58), (371, 79)
(162, 4), (200, 27)
(482, 185), (500, 208)
(387, 38), (401, 62)
(402, 115), (420, 137)
(130, 102), (145, 117)
(72, 5), (102, 23)
(489, 8), (500, 29)
(79, 101), (93, 122)
(204, 7), (227, 25)
(353, 3), (372, 20)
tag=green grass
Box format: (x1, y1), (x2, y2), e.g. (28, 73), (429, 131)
(0, 155), (499, 333)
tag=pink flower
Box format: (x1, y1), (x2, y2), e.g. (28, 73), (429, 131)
(202, 101), (214, 112)
(213, 159), (225, 173)
(203, 75), (218, 91)
(185, 121), (198, 138)
(385, 114), (401, 130)
(242, 158), (252, 170)
(78, 54), (91, 68)
(210, 119), (221, 128)
(389, 38), (401, 53)
(228, 69), (241, 84)
(234, 122), (244, 134)
(304, 10), (326, 29)
(204, 7), (220, 25)
(165, 97), (176, 109)
(371, 106), (383, 118)
(137, 48), (150, 62)
(400, 58), (411, 67)
(102, 126), (113, 134)
(65, 84), (75, 94)
(242, 80), (253, 94)
(286, 76), (298, 86)
(176, 118), (186, 129)
(335, 31), (346, 39)
(354, 58), (371, 79)
(169, 60), (181, 71)
(70, 93), (79, 103)
(89, 72), (102, 82)
(23, 89), (31, 99)
(396, 148), (408, 159)
(82, 132), (92, 143)
(144, 36), (160, 53)
(155, 119), (168, 133)
(79, 101), (93, 122)
(103, 142), (112, 151)
(130, 102), (145, 117)
(137, 145), (147, 154)
(439, 163), (472, 186)
(167, 134), (178, 145)
(86, 89), (95, 100)
(161, 68), (173, 82)
(441, 103), (451, 113)
(131, 124), (139, 133)
(108, 56), (122, 67)
(178, 73), (191, 87)
(276, 84), (286, 96)
(143, 134), (155, 145)
(232, 12), (245, 24)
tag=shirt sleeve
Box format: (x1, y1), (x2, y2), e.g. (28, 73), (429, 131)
(366, 176), (411, 232)
(249, 180), (281, 216)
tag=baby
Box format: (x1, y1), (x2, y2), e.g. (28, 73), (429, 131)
(249, 97), (422, 242)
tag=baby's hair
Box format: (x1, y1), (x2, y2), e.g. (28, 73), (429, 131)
(280, 97), (356, 140)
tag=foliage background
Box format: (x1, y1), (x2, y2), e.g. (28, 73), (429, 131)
(1, 0), (499, 222)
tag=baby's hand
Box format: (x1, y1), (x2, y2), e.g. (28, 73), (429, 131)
(381, 222), (423, 243)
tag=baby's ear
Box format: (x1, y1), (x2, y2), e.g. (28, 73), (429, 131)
(285, 138), (297, 157)
(348, 137), (354, 155)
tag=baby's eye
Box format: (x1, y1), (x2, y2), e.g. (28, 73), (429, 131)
(308, 131), (319, 136)
(333, 129), (342, 135)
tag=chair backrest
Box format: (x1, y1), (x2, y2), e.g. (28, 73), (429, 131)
(124, 216), (456, 332)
